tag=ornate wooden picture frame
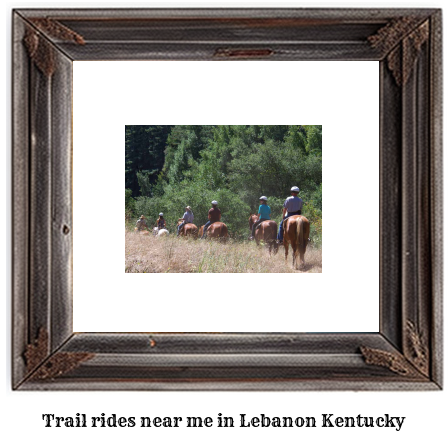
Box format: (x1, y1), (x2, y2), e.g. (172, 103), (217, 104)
(12, 8), (442, 390)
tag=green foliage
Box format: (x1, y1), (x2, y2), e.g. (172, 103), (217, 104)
(136, 169), (157, 197)
(127, 125), (322, 242)
(302, 198), (322, 248)
(125, 125), (173, 196)
(164, 125), (215, 181)
(312, 183), (323, 211)
(303, 125), (322, 155)
(266, 196), (287, 224)
(125, 188), (135, 220)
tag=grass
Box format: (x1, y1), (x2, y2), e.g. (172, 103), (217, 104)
(125, 230), (322, 273)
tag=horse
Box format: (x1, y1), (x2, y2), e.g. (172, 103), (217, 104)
(199, 222), (228, 241)
(134, 227), (150, 235)
(177, 219), (198, 238)
(283, 215), (310, 269)
(153, 227), (169, 237)
(249, 214), (278, 255)
(157, 229), (170, 237)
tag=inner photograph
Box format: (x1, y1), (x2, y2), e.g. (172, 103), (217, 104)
(125, 125), (322, 273)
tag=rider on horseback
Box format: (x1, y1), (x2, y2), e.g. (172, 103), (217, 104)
(201, 200), (221, 239)
(249, 196), (271, 240)
(156, 213), (166, 230)
(135, 215), (149, 231)
(277, 186), (303, 244)
(177, 206), (194, 236)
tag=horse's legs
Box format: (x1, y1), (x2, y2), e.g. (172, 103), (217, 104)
(300, 247), (306, 265)
(284, 242), (289, 260)
(290, 241), (298, 269)
(295, 219), (309, 267)
(297, 235), (308, 267)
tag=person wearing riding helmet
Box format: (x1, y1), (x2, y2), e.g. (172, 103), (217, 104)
(156, 213), (166, 230)
(277, 186), (303, 244)
(249, 196), (271, 240)
(177, 206), (194, 236)
(201, 200), (221, 239)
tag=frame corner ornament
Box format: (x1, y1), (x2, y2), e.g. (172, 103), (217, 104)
(368, 17), (429, 86)
(23, 17), (85, 77)
(29, 352), (95, 381)
(24, 328), (95, 381)
(405, 320), (429, 377)
(359, 346), (425, 380)
(24, 327), (49, 374)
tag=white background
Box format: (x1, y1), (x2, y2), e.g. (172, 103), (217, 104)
(73, 60), (379, 332)
(3, 1), (447, 438)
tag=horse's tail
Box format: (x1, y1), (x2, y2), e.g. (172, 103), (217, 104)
(222, 224), (229, 240)
(295, 216), (305, 253)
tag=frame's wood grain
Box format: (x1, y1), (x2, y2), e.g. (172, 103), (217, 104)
(12, 8), (442, 390)
(429, 9), (443, 386)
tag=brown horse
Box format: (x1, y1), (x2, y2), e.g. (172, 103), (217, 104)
(249, 214), (278, 255)
(177, 219), (198, 238)
(199, 222), (228, 241)
(283, 215), (310, 269)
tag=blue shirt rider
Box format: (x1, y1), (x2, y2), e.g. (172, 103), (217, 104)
(250, 196), (271, 239)
(277, 186), (303, 243)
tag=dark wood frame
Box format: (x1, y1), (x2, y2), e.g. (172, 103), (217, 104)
(12, 8), (442, 390)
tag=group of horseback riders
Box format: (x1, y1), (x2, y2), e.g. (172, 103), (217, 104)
(249, 186), (302, 243)
(134, 201), (220, 239)
(135, 212), (166, 232)
(176, 201), (221, 239)
(134, 186), (302, 243)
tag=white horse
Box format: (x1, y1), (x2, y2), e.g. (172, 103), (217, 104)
(154, 227), (169, 237)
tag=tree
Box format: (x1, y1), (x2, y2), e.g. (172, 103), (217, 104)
(125, 125), (173, 196)
(126, 125), (322, 241)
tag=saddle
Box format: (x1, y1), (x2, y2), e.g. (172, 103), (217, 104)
(254, 219), (270, 231)
(283, 217), (292, 225)
(283, 213), (301, 226)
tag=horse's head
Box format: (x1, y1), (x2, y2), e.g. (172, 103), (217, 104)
(249, 214), (257, 229)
